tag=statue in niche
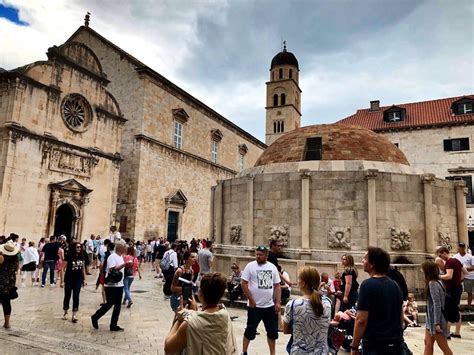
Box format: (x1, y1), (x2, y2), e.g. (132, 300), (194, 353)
(438, 232), (453, 251)
(328, 227), (351, 249)
(269, 225), (289, 246)
(390, 227), (412, 250)
(230, 225), (242, 245)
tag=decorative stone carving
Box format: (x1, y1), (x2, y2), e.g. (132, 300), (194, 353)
(269, 225), (289, 246)
(328, 226), (351, 249)
(61, 94), (92, 132)
(48, 148), (98, 177)
(390, 227), (412, 250)
(438, 232), (453, 251)
(230, 225), (242, 245)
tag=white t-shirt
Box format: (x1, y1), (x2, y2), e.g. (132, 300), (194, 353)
(241, 260), (281, 308)
(162, 249), (178, 269)
(454, 252), (474, 280)
(108, 231), (121, 243)
(105, 253), (124, 287)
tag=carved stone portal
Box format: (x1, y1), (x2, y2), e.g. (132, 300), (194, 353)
(230, 225), (242, 245)
(328, 226), (351, 249)
(269, 225), (289, 246)
(390, 227), (412, 250)
(438, 232), (453, 251)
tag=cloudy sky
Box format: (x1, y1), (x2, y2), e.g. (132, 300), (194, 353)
(1, 0), (473, 141)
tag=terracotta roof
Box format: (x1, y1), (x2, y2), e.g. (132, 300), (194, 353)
(255, 124), (409, 166)
(338, 95), (474, 132)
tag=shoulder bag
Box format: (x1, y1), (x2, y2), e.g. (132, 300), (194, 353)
(286, 300), (296, 354)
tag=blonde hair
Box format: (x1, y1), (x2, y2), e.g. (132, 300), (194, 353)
(298, 266), (323, 317)
(343, 254), (358, 276)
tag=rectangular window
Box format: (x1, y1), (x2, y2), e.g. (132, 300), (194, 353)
(303, 137), (322, 161)
(388, 111), (402, 122)
(174, 121), (183, 149)
(446, 175), (473, 204)
(443, 138), (469, 152)
(211, 140), (219, 163)
(239, 153), (245, 171)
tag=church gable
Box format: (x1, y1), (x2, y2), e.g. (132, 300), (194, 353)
(58, 41), (104, 77)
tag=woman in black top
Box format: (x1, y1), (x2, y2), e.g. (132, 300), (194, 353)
(170, 251), (195, 312)
(0, 241), (20, 329)
(62, 242), (86, 323)
(340, 253), (359, 312)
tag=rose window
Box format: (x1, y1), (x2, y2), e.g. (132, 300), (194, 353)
(61, 94), (92, 132)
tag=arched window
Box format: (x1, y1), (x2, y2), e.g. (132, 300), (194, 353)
(289, 69), (293, 79)
(273, 94), (278, 106)
(281, 93), (286, 105)
(281, 121), (285, 132)
(273, 121), (277, 133)
(279, 68), (283, 79)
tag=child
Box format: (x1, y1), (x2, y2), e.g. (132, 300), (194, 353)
(403, 293), (420, 327)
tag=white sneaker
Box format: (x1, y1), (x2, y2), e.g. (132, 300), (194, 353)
(49, 284), (55, 288)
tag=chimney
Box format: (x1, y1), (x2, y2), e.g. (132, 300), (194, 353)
(370, 100), (380, 111)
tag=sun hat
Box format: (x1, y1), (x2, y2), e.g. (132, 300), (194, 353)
(0, 240), (20, 256)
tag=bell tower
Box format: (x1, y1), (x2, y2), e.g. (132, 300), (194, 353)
(265, 42), (301, 145)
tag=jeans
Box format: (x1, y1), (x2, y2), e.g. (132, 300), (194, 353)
(63, 277), (83, 311)
(91, 287), (123, 328)
(42, 260), (56, 285)
(123, 276), (134, 302)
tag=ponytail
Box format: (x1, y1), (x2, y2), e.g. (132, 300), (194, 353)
(309, 288), (323, 317)
(299, 266), (324, 317)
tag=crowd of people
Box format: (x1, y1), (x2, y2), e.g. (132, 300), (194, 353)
(0, 228), (473, 354)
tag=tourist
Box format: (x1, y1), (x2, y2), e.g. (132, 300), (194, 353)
(421, 260), (453, 355)
(268, 238), (292, 288)
(170, 251), (195, 312)
(164, 272), (238, 354)
(86, 235), (95, 270)
(57, 239), (66, 287)
(96, 239), (113, 305)
(337, 253), (358, 313)
(350, 247), (404, 354)
(453, 242), (474, 310)
(108, 225), (121, 242)
(122, 245), (141, 308)
(156, 239), (167, 278)
(91, 240), (131, 331)
(93, 235), (101, 268)
(20, 241), (39, 287)
(36, 237), (46, 284)
(62, 242), (86, 323)
(0, 240), (20, 329)
(437, 246), (465, 338)
(386, 263), (409, 301)
(283, 266), (332, 354)
(162, 243), (178, 297)
(241, 245), (281, 355)
(319, 272), (336, 298)
(197, 240), (213, 280)
(227, 263), (243, 302)
(41, 236), (59, 287)
(403, 293), (420, 327)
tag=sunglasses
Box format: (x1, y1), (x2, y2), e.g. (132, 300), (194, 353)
(256, 245), (267, 251)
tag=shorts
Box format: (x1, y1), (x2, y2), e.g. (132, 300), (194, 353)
(21, 262), (36, 272)
(463, 278), (474, 294)
(447, 285), (463, 306)
(244, 306), (278, 340)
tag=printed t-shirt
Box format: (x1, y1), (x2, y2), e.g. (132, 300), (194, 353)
(241, 260), (280, 308)
(444, 257), (463, 289)
(105, 253), (124, 287)
(65, 253), (84, 282)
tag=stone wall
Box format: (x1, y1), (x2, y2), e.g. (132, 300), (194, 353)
(70, 27), (266, 238)
(215, 165), (462, 263)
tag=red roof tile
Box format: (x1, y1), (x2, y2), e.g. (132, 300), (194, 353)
(337, 95), (474, 132)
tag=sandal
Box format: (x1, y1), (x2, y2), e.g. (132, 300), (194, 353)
(62, 311), (68, 320)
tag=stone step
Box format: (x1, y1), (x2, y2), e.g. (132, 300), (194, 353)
(416, 312), (474, 323)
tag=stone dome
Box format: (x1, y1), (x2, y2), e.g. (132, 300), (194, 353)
(255, 124), (409, 166)
(270, 48), (299, 70)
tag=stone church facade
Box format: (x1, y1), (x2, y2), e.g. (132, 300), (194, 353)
(0, 42), (124, 240)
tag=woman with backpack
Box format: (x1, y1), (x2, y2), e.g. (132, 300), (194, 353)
(421, 260), (453, 355)
(122, 245), (141, 308)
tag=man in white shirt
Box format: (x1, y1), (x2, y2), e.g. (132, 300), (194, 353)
(91, 240), (131, 331)
(454, 242), (474, 309)
(161, 243), (178, 297)
(108, 226), (121, 243)
(241, 245), (281, 355)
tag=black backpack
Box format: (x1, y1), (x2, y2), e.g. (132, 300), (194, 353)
(437, 281), (460, 323)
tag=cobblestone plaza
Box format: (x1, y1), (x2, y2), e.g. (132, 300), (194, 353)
(0, 266), (472, 354)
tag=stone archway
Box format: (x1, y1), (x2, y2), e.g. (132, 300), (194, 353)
(54, 203), (75, 241)
(47, 179), (92, 241)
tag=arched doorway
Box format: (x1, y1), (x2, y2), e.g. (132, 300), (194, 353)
(54, 204), (75, 241)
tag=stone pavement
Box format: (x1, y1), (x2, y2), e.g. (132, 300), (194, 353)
(1, 265), (473, 354)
